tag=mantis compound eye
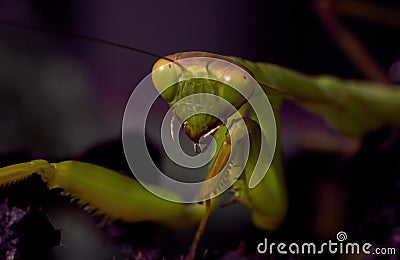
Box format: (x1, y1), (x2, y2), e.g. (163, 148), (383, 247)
(207, 60), (255, 107)
(152, 56), (182, 102)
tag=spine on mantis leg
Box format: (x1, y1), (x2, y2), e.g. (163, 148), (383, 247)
(0, 160), (203, 228)
(231, 57), (400, 138)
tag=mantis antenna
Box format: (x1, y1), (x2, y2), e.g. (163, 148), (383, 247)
(0, 19), (174, 63)
(0, 19), (297, 98)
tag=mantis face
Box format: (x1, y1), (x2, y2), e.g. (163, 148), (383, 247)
(152, 52), (256, 145)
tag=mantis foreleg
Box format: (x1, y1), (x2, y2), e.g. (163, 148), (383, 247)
(0, 160), (204, 228)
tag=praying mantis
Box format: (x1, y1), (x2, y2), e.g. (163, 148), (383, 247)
(1, 21), (400, 260)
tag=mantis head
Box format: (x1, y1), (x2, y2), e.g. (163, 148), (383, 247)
(152, 52), (256, 148)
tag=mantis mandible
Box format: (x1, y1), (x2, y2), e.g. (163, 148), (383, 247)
(1, 21), (400, 259)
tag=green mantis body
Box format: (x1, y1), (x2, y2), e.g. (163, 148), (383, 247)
(1, 51), (400, 258)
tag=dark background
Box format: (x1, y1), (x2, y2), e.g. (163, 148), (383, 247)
(0, 0), (399, 259)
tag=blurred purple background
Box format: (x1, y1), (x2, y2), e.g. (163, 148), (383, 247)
(0, 0), (399, 259)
